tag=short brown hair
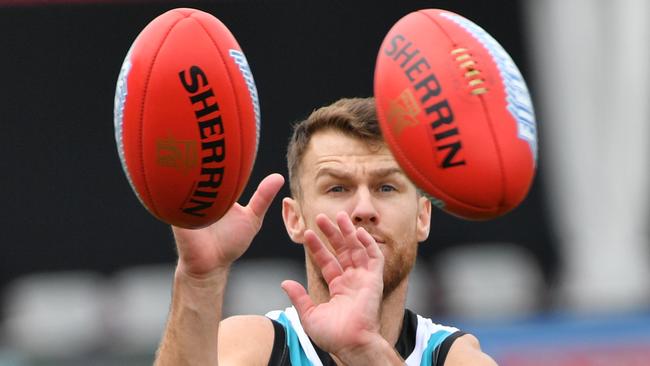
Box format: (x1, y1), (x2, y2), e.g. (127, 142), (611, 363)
(287, 97), (383, 197)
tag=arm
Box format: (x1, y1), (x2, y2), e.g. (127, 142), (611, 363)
(282, 212), (404, 365)
(445, 334), (498, 366)
(154, 173), (285, 366)
(334, 337), (405, 365)
(154, 265), (227, 366)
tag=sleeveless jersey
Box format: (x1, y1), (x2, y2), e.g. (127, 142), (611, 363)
(265, 306), (465, 366)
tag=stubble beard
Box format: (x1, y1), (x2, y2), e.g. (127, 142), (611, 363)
(380, 237), (417, 297)
(310, 237), (418, 299)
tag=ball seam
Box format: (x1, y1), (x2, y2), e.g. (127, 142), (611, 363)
(190, 13), (244, 219)
(138, 13), (186, 219)
(377, 10), (497, 216)
(424, 10), (509, 213)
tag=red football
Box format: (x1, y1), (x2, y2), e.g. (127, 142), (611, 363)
(114, 8), (260, 228)
(374, 9), (537, 220)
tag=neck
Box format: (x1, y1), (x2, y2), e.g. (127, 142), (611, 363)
(306, 269), (409, 347)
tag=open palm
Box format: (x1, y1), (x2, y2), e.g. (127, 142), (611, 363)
(282, 212), (385, 354)
(172, 173), (285, 277)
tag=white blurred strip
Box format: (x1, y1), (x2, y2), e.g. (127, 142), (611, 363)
(524, 0), (650, 311)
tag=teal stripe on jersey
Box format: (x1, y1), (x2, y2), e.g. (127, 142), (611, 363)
(276, 312), (313, 366)
(420, 329), (452, 366)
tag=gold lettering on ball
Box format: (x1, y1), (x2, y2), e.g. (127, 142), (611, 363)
(387, 88), (421, 136)
(156, 135), (198, 173)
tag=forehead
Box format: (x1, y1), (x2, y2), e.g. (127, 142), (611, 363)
(300, 129), (399, 176)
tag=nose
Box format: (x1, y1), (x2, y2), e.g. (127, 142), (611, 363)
(351, 187), (379, 225)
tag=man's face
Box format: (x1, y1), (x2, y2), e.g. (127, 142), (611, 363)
(290, 129), (431, 296)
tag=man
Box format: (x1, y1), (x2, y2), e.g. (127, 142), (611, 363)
(154, 98), (497, 365)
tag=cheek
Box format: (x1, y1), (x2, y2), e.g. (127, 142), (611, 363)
(384, 204), (419, 235)
(302, 198), (348, 225)
(298, 206), (337, 251)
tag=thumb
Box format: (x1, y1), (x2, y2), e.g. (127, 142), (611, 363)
(281, 280), (315, 319)
(247, 173), (285, 218)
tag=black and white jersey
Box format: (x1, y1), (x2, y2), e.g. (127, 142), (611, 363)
(266, 306), (465, 366)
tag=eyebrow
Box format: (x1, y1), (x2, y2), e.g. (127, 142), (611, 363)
(315, 167), (352, 180)
(369, 167), (404, 179)
(314, 166), (405, 180)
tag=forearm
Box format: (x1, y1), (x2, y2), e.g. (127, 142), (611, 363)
(334, 337), (404, 366)
(154, 265), (230, 366)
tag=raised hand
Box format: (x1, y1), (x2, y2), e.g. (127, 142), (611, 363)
(156, 174), (285, 366)
(281, 211), (387, 359)
(172, 173), (285, 278)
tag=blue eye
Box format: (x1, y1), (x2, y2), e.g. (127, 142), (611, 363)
(379, 185), (396, 192)
(328, 186), (345, 193)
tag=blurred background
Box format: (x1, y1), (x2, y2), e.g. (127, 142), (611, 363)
(0, 0), (648, 365)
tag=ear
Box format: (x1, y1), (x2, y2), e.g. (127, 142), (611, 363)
(416, 196), (432, 242)
(282, 197), (306, 244)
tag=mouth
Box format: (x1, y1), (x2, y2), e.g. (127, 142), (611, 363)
(371, 235), (386, 244)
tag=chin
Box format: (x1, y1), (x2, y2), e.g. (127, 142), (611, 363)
(381, 244), (417, 296)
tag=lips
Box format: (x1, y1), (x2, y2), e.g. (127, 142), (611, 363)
(370, 234), (386, 244)
(356, 226), (387, 244)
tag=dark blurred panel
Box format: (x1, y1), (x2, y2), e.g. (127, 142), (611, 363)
(0, 0), (555, 285)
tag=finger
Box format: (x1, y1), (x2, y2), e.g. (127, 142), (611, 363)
(355, 227), (379, 255)
(356, 227), (384, 268)
(281, 280), (315, 319)
(336, 212), (369, 267)
(304, 230), (343, 284)
(349, 242), (369, 269)
(316, 214), (354, 269)
(247, 174), (285, 218)
(315, 214), (346, 254)
(314, 214), (356, 269)
(335, 211), (356, 236)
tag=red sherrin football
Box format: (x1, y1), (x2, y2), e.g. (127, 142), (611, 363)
(374, 9), (537, 220)
(114, 8), (260, 228)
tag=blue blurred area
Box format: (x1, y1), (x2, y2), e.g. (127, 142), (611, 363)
(469, 311), (650, 364)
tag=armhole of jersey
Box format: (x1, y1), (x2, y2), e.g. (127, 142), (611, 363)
(268, 319), (290, 366)
(434, 331), (466, 365)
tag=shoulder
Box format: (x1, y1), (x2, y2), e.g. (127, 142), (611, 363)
(217, 314), (276, 366)
(444, 333), (498, 366)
